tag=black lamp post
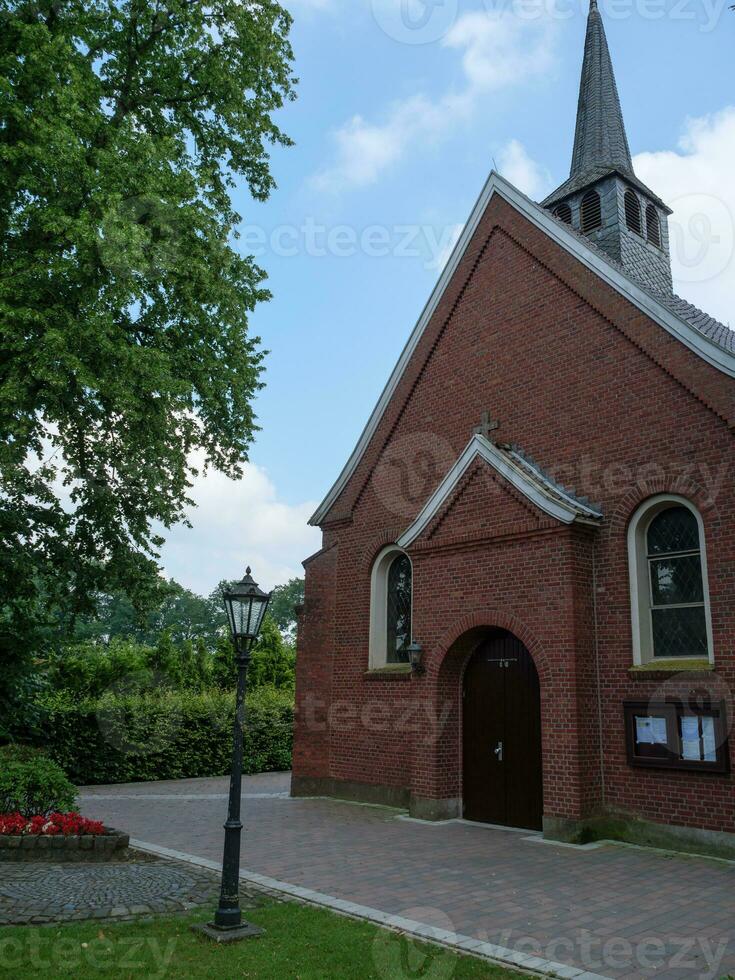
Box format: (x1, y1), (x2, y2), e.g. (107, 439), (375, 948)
(194, 567), (271, 943)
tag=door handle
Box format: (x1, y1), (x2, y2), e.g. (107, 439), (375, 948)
(493, 741), (503, 762)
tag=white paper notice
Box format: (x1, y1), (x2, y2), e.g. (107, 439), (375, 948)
(636, 716), (667, 745)
(680, 716), (701, 761)
(702, 716), (717, 762)
(652, 717), (667, 744)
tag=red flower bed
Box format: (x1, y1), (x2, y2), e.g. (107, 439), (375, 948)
(0, 812), (106, 836)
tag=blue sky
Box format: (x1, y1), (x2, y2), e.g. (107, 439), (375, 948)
(160, 0), (735, 596)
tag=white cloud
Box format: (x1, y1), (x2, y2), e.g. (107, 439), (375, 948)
(311, 94), (444, 193)
(634, 107), (735, 326)
(495, 139), (552, 200)
(443, 9), (556, 96)
(311, 9), (558, 193)
(159, 457), (321, 596)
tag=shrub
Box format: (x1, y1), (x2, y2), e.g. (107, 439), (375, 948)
(44, 636), (216, 700)
(31, 686), (294, 785)
(45, 639), (155, 699)
(0, 746), (78, 815)
(0, 744), (45, 764)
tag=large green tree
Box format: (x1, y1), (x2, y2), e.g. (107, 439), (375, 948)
(268, 576), (303, 636)
(72, 578), (226, 647)
(0, 0), (296, 723)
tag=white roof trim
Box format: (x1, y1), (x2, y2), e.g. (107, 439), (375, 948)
(310, 171), (735, 526)
(396, 434), (602, 548)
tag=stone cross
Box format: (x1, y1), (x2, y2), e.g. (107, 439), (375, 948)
(473, 411), (500, 441)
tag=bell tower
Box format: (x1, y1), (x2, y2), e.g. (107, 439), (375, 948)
(543, 0), (673, 295)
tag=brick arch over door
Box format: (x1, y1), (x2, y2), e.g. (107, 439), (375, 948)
(434, 609), (550, 684)
(409, 610), (569, 820)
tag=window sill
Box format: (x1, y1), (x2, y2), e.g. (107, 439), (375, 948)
(629, 659), (714, 674)
(364, 665), (412, 680)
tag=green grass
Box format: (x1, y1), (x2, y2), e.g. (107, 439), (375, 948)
(0, 900), (531, 979)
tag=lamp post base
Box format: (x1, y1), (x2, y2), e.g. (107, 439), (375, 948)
(191, 920), (264, 943)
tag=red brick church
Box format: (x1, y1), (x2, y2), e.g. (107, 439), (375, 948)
(292, 1), (735, 854)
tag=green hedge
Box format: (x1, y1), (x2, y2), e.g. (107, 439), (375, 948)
(31, 687), (293, 786)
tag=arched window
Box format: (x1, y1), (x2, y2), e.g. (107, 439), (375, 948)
(580, 190), (602, 233)
(369, 546), (413, 668)
(386, 554), (412, 663)
(555, 202), (572, 225)
(646, 204), (661, 247)
(624, 190), (642, 235)
(628, 496), (713, 665)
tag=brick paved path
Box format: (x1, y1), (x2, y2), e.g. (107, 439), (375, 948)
(80, 773), (735, 980)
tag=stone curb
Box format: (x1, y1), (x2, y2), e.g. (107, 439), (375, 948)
(0, 828), (130, 862)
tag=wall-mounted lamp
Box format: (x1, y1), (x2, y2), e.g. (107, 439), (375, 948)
(406, 641), (425, 675)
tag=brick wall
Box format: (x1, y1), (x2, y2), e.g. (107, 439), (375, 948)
(292, 542), (337, 780)
(293, 194), (735, 835)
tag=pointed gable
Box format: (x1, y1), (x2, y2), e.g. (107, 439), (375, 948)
(397, 435), (602, 549)
(310, 175), (735, 529)
(418, 462), (543, 547)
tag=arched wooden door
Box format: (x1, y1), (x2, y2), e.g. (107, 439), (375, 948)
(462, 630), (542, 830)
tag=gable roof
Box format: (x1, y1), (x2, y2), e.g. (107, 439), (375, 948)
(543, 207), (735, 353)
(309, 172), (735, 527)
(396, 434), (602, 548)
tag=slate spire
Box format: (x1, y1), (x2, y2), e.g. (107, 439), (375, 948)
(541, 1), (674, 295)
(570, 0), (633, 178)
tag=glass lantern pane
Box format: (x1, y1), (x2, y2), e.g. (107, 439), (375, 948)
(650, 555), (704, 605)
(227, 597), (251, 638)
(238, 598), (250, 636)
(225, 600), (236, 637)
(652, 606), (708, 658)
(647, 507), (699, 555)
(251, 596), (269, 636)
(386, 554), (411, 665)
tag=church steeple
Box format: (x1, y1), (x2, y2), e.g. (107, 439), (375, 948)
(570, 0), (632, 179)
(543, 1), (673, 296)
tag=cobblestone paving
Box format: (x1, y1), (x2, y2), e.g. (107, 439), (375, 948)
(80, 772), (735, 980)
(0, 857), (259, 926)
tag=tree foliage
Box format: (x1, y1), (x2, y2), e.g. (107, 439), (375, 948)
(0, 0), (297, 709)
(71, 578), (226, 647)
(210, 613), (294, 689)
(268, 576), (304, 635)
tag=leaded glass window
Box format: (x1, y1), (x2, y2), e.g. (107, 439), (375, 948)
(646, 507), (707, 658)
(386, 554), (411, 664)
